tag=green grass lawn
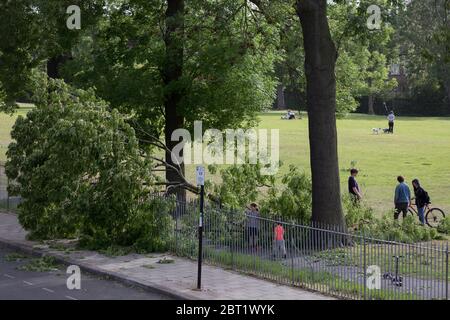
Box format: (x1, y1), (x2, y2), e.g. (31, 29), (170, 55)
(257, 111), (450, 216)
(1, 108), (449, 216)
(0, 104), (33, 165)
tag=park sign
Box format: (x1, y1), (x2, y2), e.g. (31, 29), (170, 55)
(196, 165), (205, 289)
(196, 165), (205, 186)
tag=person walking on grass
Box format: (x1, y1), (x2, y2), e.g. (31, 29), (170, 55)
(412, 179), (431, 225)
(394, 176), (411, 220)
(246, 203), (259, 251)
(273, 222), (287, 260)
(388, 111), (395, 134)
(348, 169), (362, 203)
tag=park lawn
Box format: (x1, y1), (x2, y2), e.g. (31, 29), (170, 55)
(1, 108), (449, 217)
(256, 111), (450, 217)
(0, 104), (33, 165)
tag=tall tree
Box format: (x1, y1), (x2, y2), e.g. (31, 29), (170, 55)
(296, 0), (344, 226)
(2, 0), (278, 196)
(162, 0), (186, 199)
(0, 0), (105, 106)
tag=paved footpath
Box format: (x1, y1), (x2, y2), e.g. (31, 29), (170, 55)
(0, 212), (333, 300)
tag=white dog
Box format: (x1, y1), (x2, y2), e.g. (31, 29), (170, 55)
(372, 128), (390, 135)
(372, 128), (382, 135)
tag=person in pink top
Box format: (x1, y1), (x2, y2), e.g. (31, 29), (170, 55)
(273, 222), (287, 259)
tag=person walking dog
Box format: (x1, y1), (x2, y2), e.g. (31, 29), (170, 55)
(388, 111), (395, 134)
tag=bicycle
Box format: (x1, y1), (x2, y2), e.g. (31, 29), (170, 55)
(407, 202), (446, 228)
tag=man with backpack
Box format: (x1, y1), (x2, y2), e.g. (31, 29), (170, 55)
(412, 179), (431, 225)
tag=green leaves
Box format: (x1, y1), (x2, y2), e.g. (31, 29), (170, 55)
(6, 78), (172, 251)
(395, 0), (450, 107)
(207, 162), (311, 222)
(261, 165), (312, 221)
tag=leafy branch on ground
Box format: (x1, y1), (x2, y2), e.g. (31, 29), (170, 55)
(5, 253), (28, 262)
(17, 256), (59, 272)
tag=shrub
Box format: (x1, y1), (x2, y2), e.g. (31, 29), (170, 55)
(358, 214), (442, 243)
(343, 197), (443, 243)
(261, 165), (312, 222)
(437, 216), (450, 234)
(343, 194), (375, 230)
(207, 162), (276, 210)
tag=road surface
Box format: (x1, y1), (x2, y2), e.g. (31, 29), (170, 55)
(0, 247), (173, 300)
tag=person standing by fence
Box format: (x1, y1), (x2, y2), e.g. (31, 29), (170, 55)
(245, 203), (260, 252)
(273, 222), (287, 260)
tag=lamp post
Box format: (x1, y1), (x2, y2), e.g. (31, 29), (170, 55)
(196, 166), (205, 290)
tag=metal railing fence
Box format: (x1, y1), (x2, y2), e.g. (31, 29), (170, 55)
(162, 196), (449, 300)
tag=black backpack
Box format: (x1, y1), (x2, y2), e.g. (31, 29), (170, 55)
(423, 190), (431, 204)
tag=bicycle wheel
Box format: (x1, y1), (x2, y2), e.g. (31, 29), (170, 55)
(425, 208), (446, 228)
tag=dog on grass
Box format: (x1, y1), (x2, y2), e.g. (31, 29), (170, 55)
(372, 128), (390, 135)
(372, 128), (382, 135)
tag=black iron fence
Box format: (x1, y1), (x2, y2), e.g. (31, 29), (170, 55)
(2, 185), (448, 299)
(162, 196), (449, 300)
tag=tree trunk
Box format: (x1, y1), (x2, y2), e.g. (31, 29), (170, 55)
(163, 0), (186, 202)
(367, 94), (375, 115)
(445, 81), (450, 112)
(276, 84), (286, 110)
(367, 77), (375, 115)
(296, 0), (345, 228)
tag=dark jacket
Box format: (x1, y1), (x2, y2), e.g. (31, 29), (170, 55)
(414, 187), (430, 208)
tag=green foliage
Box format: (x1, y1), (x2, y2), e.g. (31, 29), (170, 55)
(0, 82), (6, 111)
(17, 256), (59, 272)
(358, 214), (442, 243)
(261, 165), (312, 221)
(0, 0), (104, 107)
(329, 1), (399, 116)
(207, 162), (276, 209)
(343, 194), (443, 243)
(6, 79), (173, 251)
(343, 194), (375, 230)
(5, 253), (28, 262)
(174, 208), (199, 258)
(207, 162), (311, 222)
(396, 0), (450, 104)
(61, 0), (279, 139)
(272, 0), (400, 116)
(335, 50), (362, 116)
(437, 216), (450, 235)
(116, 198), (175, 252)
